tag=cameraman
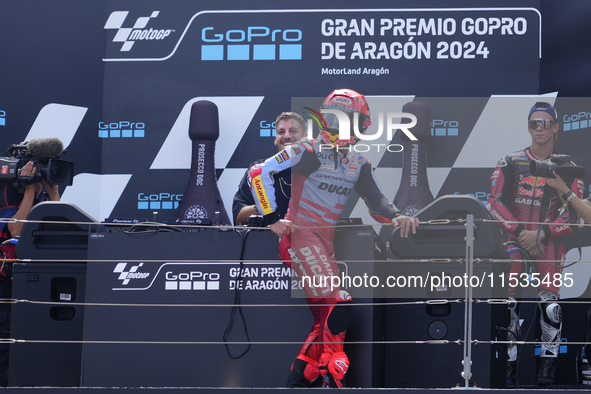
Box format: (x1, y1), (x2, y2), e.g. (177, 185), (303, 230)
(488, 102), (584, 386)
(2, 161), (60, 238)
(0, 141), (63, 386)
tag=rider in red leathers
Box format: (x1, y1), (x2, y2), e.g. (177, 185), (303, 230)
(488, 102), (584, 386)
(489, 148), (583, 292)
(250, 89), (418, 387)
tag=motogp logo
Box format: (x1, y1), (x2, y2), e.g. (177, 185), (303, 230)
(104, 11), (173, 52)
(113, 262), (150, 285)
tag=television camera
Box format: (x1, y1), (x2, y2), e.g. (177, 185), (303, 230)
(529, 154), (587, 179)
(0, 138), (74, 191)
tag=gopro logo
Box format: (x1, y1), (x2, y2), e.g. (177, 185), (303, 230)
(138, 192), (182, 210)
(563, 111), (591, 131)
(201, 26), (302, 61)
(259, 120), (277, 137)
(431, 119), (459, 136)
(99, 121), (145, 138)
(165, 271), (220, 290)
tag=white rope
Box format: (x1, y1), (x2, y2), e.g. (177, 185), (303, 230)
(0, 298), (463, 308)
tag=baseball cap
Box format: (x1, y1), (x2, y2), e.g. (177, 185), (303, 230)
(528, 102), (558, 121)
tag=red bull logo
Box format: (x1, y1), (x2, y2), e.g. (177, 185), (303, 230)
(518, 186), (544, 198)
(519, 175), (546, 187)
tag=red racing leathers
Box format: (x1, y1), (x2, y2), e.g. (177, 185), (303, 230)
(250, 138), (400, 386)
(488, 147), (584, 295)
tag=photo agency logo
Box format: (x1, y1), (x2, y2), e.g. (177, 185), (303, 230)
(303, 107), (418, 153)
(104, 11), (173, 52)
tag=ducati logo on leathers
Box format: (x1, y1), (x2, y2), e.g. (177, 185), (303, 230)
(318, 182), (351, 196)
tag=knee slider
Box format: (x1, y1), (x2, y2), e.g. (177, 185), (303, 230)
(544, 302), (563, 325)
(538, 291), (562, 326)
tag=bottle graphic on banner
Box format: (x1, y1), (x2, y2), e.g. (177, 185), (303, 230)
(379, 101), (434, 256)
(174, 100), (230, 225)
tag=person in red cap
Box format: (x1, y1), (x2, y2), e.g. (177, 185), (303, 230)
(488, 101), (584, 386)
(250, 89), (418, 388)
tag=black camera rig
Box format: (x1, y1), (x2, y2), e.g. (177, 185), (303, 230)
(529, 154), (586, 180)
(0, 141), (74, 191)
